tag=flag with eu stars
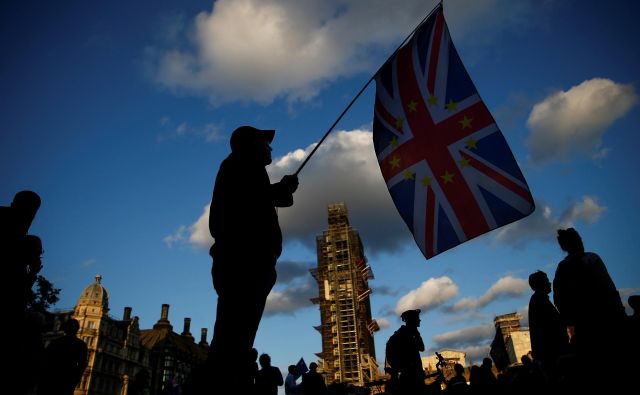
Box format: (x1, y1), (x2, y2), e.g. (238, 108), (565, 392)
(372, 4), (535, 259)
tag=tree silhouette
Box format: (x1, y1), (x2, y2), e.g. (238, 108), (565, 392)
(26, 275), (60, 313)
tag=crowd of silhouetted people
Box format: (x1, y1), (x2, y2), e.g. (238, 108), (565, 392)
(383, 227), (639, 395)
(5, 186), (638, 395)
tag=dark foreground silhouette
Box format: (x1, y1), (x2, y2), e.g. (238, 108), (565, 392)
(6, 186), (639, 395)
(183, 126), (299, 393)
(38, 318), (88, 395)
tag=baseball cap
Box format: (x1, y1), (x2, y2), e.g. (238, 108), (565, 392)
(230, 126), (275, 152)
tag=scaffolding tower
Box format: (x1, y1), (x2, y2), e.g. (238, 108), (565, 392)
(311, 203), (379, 386)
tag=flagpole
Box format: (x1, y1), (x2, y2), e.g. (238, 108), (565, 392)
(294, 1), (443, 176)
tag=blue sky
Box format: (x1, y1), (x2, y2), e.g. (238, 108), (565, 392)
(2, 0), (640, 378)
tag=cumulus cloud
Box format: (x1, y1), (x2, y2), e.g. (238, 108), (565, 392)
(270, 129), (412, 253)
(377, 318), (391, 329)
(526, 78), (637, 164)
(263, 260), (317, 316)
(458, 345), (492, 363)
(147, 0), (545, 104)
(178, 129), (413, 254)
(431, 324), (495, 349)
(264, 282), (316, 316)
(276, 260), (313, 283)
(450, 276), (528, 312)
(494, 196), (606, 247)
(163, 225), (188, 248)
(186, 204), (213, 248)
(395, 277), (459, 315)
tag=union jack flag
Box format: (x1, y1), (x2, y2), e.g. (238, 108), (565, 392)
(373, 4), (534, 259)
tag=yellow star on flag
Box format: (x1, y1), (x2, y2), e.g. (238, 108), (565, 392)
(395, 117), (404, 130)
(407, 100), (417, 113)
(403, 170), (415, 180)
(445, 99), (458, 112)
(421, 176), (432, 187)
(390, 136), (399, 148)
(441, 171), (454, 184)
(465, 138), (477, 150)
(459, 115), (472, 129)
(459, 157), (471, 168)
(390, 156), (401, 169)
(427, 96), (438, 106)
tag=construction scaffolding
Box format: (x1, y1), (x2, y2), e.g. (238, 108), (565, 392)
(311, 203), (379, 387)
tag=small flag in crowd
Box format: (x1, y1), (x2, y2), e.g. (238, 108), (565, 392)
(295, 357), (308, 379)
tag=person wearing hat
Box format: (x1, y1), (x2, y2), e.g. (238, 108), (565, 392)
(385, 309), (425, 395)
(551, 227), (631, 393)
(205, 126), (299, 391)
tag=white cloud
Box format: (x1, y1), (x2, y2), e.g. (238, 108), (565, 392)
(185, 204), (213, 249)
(270, 129), (413, 253)
(494, 196), (606, 247)
(431, 323), (495, 348)
(163, 225), (188, 248)
(377, 318), (391, 329)
(526, 78), (637, 164)
(451, 276), (528, 312)
(276, 260), (313, 284)
(395, 277), (459, 315)
(457, 345), (492, 363)
(148, 0), (546, 104)
(179, 129), (413, 254)
(264, 282), (316, 316)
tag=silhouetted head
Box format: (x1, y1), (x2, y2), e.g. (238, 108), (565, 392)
(250, 347), (258, 361)
(401, 309), (421, 327)
(454, 363), (464, 375)
(10, 190), (41, 234)
(310, 362), (318, 372)
(230, 126), (275, 165)
(288, 365), (297, 374)
(629, 295), (640, 313)
(528, 270), (551, 294)
(557, 228), (584, 254)
(259, 353), (271, 368)
(482, 357), (493, 369)
(63, 318), (80, 336)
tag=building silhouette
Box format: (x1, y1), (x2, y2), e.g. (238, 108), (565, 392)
(43, 275), (208, 395)
(311, 203), (379, 386)
(422, 349), (467, 381)
(140, 304), (209, 393)
(494, 312), (522, 340)
(489, 312), (531, 369)
(44, 274), (149, 395)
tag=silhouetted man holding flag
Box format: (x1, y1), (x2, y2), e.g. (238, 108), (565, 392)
(205, 126), (298, 391)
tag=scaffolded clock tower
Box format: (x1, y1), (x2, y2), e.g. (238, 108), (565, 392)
(311, 203), (379, 386)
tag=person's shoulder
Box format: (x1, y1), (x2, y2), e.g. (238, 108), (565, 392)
(582, 252), (602, 261)
(529, 292), (543, 303)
